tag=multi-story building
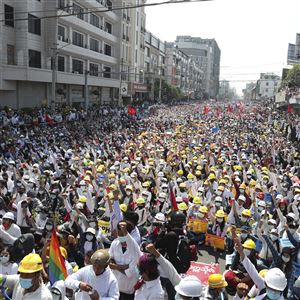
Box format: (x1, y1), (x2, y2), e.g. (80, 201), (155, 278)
(175, 36), (221, 98)
(258, 73), (281, 99)
(242, 82), (256, 102)
(287, 33), (300, 65)
(165, 43), (202, 99)
(116, 0), (147, 104)
(0, 0), (122, 108)
(144, 31), (166, 101)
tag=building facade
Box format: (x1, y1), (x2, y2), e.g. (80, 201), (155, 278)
(175, 36), (221, 98)
(165, 43), (202, 99)
(0, 0), (123, 108)
(258, 73), (281, 99)
(287, 33), (300, 65)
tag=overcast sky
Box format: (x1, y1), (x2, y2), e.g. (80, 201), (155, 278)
(145, 0), (300, 95)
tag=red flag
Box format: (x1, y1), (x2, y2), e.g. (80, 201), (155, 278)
(253, 106), (257, 113)
(127, 106), (136, 116)
(169, 183), (178, 211)
(215, 107), (221, 117)
(228, 104), (233, 113)
(203, 105), (209, 115)
(45, 113), (54, 125)
(288, 103), (292, 113)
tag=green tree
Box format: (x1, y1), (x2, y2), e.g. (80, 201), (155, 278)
(281, 64), (300, 90)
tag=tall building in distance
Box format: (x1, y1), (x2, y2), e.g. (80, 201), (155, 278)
(287, 33), (300, 65)
(258, 73), (281, 99)
(175, 35), (221, 98)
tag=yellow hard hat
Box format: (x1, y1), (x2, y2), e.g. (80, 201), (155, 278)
(109, 184), (117, 191)
(242, 239), (256, 250)
(86, 170), (92, 176)
(178, 202), (188, 211)
(262, 167), (268, 171)
(242, 209), (252, 217)
(108, 173), (116, 179)
(208, 174), (216, 180)
(250, 180), (256, 186)
(258, 269), (268, 278)
(252, 159), (258, 165)
(85, 154), (91, 159)
(123, 167), (130, 173)
(97, 166), (104, 172)
(142, 181), (150, 188)
(177, 170), (184, 176)
(79, 196), (87, 203)
(125, 185), (133, 191)
(187, 173), (194, 179)
(219, 179), (227, 185)
(108, 192), (114, 200)
(193, 197), (201, 204)
(84, 176), (90, 181)
(136, 197), (145, 205)
(210, 166), (216, 172)
(261, 170), (268, 175)
(195, 170), (201, 176)
(208, 274), (228, 289)
(239, 183), (247, 189)
(199, 206), (208, 213)
(215, 210), (225, 218)
(18, 253), (43, 273)
(196, 165), (202, 171)
(120, 204), (128, 213)
(179, 183), (187, 188)
(217, 185), (225, 191)
(262, 175), (269, 180)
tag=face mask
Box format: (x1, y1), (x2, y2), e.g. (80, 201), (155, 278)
(46, 225), (53, 231)
(199, 213), (205, 218)
(216, 191), (222, 196)
(240, 233), (247, 240)
(215, 202), (221, 207)
(175, 293), (182, 300)
(241, 216), (248, 223)
(240, 189), (245, 194)
(217, 218), (223, 223)
(0, 256), (9, 264)
(126, 191), (132, 196)
(86, 234), (94, 241)
(2, 223), (10, 230)
(258, 207), (264, 213)
(281, 255), (290, 263)
(247, 175), (252, 180)
(89, 222), (96, 228)
(289, 228), (296, 234)
(243, 249), (251, 257)
(270, 234), (278, 241)
(266, 289), (282, 300)
(19, 278), (33, 289)
(118, 236), (127, 243)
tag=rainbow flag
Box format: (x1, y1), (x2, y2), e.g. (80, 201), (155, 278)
(49, 229), (68, 285)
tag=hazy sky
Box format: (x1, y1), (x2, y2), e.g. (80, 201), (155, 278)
(145, 0), (300, 95)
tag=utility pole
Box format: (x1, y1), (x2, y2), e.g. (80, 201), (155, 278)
(50, 44), (58, 110)
(158, 66), (162, 103)
(118, 58), (123, 107)
(84, 70), (89, 111)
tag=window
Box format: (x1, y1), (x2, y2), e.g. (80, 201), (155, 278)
(103, 66), (111, 78)
(104, 44), (111, 56)
(106, 0), (112, 10)
(28, 14), (41, 35)
(72, 31), (84, 47)
(4, 5), (14, 27)
(58, 0), (65, 9)
(90, 38), (99, 52)
(266, 82), (269, 86)
(73, 3), (84, 20)
(58, 26), (65, 41)
(90, 14), (99, 28)
(105, 22), (112, 34)
(28, 49), (41, 68)
(90, 63), (99, 76)
(7, 45), (15, 65)
(57, 56), (65, 72)
(265, 88), (268, 93)
(72, 59), (83, 74)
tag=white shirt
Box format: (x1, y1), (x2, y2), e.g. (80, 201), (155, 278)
(134, 277), (164, 300)
(109, 233), (142, 294)
(2, 223), (21, 239)
(4, 275), (53, 300)
(65, 265), (119, 300)
(130, 227), (141, 245)
(0, 262), (18, 275)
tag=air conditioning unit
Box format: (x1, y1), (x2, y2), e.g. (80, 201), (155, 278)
(58, 35), (64, 41)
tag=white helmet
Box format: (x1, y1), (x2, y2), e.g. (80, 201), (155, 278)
(258, 200), (266, 207)
(238, 195), (246, 202)
(275, 194), (284, 200)
(176, 178), (183, 184)
(198, 187), (205, 193)
(176, 196), (183, 203)
(264, 268), (287, 291)
(174, 276), (202, 297)
(158, 172), (164, 177)
(158, 192), (167, 202)
(155, 213), (165, 222)
(79, 180), (86, 186)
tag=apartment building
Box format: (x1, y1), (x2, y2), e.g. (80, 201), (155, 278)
(0, 0), (121, 108)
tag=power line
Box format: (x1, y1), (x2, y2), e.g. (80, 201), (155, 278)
(0, 0), (213, 23)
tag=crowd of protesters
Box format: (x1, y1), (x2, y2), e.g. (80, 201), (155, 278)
(0, 100), (299, 300)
